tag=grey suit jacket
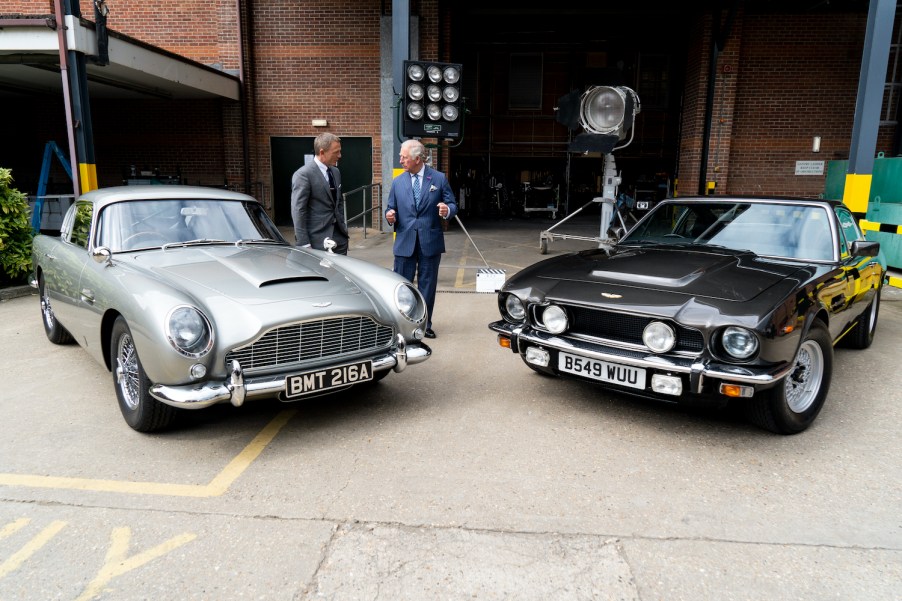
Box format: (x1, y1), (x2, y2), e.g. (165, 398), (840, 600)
(290, 159), (348, 249)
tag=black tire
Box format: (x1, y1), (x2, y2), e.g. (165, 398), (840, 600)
(842, 286), (880, 350)
(745, 321), (833, 435)
(38, 273), (74, 344)
(110, 316), (177, 432)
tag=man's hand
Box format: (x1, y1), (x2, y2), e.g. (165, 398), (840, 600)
(438, 203), (449, 219)
(386, 209), (396, 225)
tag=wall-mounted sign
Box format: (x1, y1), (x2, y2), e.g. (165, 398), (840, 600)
(795, 160), (825, 176)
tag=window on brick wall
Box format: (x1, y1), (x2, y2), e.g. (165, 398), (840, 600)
(509, 53), (543, 110)
(638, 54), (669, 110)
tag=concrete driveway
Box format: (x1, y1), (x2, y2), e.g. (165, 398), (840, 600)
(0, 215), (900, 600)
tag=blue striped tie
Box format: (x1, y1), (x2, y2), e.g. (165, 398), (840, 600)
(412, 174), (421, 209)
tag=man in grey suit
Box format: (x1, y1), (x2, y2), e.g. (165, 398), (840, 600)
(291, 132), (349, 254)
(385, 139), (457, 339)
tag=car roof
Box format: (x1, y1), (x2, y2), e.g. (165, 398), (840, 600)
(663, 195), (841, 208)
(77, 185), (259, 210)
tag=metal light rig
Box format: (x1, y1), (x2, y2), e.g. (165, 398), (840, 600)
(539, 85), (641, 254)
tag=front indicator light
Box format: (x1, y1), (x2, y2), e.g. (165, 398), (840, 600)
(720, 383), (754, 398)
(525, 346), (550, 367)
(651, 374), (682, 396)
(498, 335), (512, 349)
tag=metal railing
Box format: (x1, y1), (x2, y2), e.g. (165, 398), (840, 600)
(343, 183), (383, 239)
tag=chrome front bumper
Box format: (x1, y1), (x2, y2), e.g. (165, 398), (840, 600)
(150, 335), (430, 409)
(489, 320), (793, 394)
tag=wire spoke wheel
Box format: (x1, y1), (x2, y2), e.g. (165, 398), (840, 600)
(783, 339), (824, 414)
(116, 331), (141, 411)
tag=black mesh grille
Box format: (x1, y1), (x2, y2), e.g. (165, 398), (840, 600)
(226, 316), (394, 372)
(560, 306), (704, 353)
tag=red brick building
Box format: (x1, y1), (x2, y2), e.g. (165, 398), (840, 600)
(1, 1), (898, 224)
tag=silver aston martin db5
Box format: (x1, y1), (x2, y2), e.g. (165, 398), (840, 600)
(31, 186), (431, 432)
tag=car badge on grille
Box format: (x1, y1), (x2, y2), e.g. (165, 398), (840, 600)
(601, 292), (622, 299)
(312, 301), (332, 307)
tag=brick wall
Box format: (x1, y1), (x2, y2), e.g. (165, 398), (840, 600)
(1, 1), (53, 15)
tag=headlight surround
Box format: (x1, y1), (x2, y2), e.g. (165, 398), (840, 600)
(166, 306), (213, 358)
(502, 294), (526, 322)
(721, 326), (759, 360)
(541, 305), (569, 334)
(395, 283), (426, 323)
(643, 321), (676, 353)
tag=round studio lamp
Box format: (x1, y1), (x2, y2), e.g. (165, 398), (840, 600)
(578, 85), (639, 138)
(407, 83), (424, 101)
(407, 102), (424, 120)
(443, 86), (460, 103)
(427, 85), (442, 102)
(407, 63), (425, 81)
(442, 104), (459, 121)
(427, 65), (443, 83)
(426, 103), (442, 120)
(443, 66), (460, 84)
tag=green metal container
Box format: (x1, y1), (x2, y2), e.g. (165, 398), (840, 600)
(825, 155), (902, 268)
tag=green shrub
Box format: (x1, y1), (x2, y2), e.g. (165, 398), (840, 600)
(0, 168), (33, 285)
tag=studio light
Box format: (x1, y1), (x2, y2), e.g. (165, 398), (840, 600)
(402, 60), (463, 138)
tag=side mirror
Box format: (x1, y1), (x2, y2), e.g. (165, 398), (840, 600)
(91, 246), (113, 265)
(850, 240), (880, 257)
(323, 237), (337, 254)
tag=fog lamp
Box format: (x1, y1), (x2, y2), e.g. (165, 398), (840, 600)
(651, 374), (682, 396)
(525, 346), (550, 367)
(190, 363), (207, 379)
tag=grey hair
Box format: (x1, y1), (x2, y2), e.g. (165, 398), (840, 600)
(404, 139), (427, 162)
(314, 132), (341, 155)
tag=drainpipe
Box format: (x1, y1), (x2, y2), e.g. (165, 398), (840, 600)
(698, 2), (737, 196)
(236, 0), (251, 195)
(54, 0), (80, 195)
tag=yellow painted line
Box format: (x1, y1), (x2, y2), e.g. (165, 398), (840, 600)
(0, 410), (296, 497)
(888, 274), (902, 289)
(0, 520), (67, 579)
(0, 518), (30, 540)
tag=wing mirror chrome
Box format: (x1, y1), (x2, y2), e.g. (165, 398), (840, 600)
(91, 246), (113, 265)
(323, 237), (337, 254)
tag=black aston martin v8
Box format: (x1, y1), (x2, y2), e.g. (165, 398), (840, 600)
(489, 197), (886, 434)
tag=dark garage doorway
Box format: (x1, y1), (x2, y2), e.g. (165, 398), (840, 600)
(271, 136), (374, 228)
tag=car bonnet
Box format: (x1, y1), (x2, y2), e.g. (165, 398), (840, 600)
(535, 246), (806, 303)
(134, 245), (362, 304)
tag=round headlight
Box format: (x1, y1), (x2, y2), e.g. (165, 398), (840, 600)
(721, 326), (759, 360)
(443, 86), (459, 102)
(442, 105), (459, 121)
(396, 283), (426, 322)
(407, 63), (424, 81)
(407, 102), (424, 120)
(426, 103), (442, 120)
(427, 65), (442, 82)
(427, 85), (442, 102)
(542, 305), (569, 335)
(643, 321), (676, 353)
(407, 83), (424, 101)
(166, 306), (213, 358)
(503, 294), (526, 322)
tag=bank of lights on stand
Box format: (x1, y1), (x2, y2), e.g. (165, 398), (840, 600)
(402, 60), (463, 139)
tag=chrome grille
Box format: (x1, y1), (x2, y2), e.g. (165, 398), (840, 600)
(226, 316), (394, 372)
(546, 305), (704, 354)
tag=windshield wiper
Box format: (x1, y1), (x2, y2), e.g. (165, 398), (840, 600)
(162, 238), (228, 250)
(236, 238), (284, 246)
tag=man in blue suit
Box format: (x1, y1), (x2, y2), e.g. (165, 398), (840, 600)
(385, 139), (457, 339)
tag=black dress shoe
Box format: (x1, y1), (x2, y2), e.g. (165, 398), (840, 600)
(424, 328), (436, 339)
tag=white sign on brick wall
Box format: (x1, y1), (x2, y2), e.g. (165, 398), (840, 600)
(795, 160), (825, 175)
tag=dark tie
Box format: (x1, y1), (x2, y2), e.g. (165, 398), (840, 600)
(412, 174), (421, 209)
(326, 168), (337, 203)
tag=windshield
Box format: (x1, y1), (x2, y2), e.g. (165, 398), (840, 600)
(97, 198), (286, 252)
(621, 201), (835, 261)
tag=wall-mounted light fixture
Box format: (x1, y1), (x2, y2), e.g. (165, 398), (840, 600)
(312, 119), (328, 127)
(812, 136), (821, 153)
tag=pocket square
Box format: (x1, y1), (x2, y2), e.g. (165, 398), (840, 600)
(429, 185), (437, 192)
